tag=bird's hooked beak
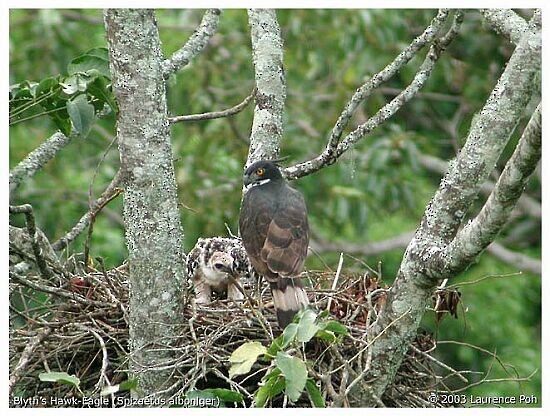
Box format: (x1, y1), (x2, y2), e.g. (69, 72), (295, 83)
(243, 174), (252, 187)
(216, 263), (234, 275)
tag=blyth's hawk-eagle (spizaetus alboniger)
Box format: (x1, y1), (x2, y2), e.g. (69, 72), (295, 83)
(187, 237), (251, 304)
(239, 159), (310, 328)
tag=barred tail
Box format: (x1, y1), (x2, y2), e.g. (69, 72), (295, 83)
(270, 278), (309, 328)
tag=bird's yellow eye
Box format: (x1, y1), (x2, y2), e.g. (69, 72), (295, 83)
(256, 168), (265, 176)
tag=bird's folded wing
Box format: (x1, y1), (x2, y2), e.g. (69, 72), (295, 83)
(260, 191), (309, 277)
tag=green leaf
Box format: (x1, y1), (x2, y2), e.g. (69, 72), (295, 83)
(203, 388), (243, 403)
(61, 75), (86, 95)
(229, 341), (267, 378)
(67, 94), (95, 138)
(314, 329), (337, 343)
(262, 367), (282, 382)
(305, 379), (325, 407)
(101, 377), (139, 396)
(35, 77), (59, 97)
(119, 378), (138, 391)
(39, 371), (80, 388)
(87, 75), (118, 113)
(318, 309), (330, 319)
(51, 113), (72, 136)
(255, 372), (285, 407)
(13, 81), (37, 99)
(276, 352), (307, 402)
(282, 322), (298, 347)
(85, 47), (109, 61)
(321, 320), (349, 336)
(68, 48), (111, 78)
(296, 308), (320, 343)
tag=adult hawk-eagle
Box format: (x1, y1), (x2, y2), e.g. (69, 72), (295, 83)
(187, 237), (250, 304)
(239, 160), (309, 328)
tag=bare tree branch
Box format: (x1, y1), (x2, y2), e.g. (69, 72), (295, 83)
(418, 153), (541, 219)
(9, 327), (53, 395)
(284, 10), (463, 180)
(52, 169), (123, 251)
(442, 103), (541, 277)
(312, 231), (540, 275)
(310, 232), (414, 257)
(245, 9), (286, 166)
(412, 11), (540, 256)
(379, 86), (462, 103)
(355, 11), (541, 406)
(161, 9), (221, 79)
(168, 89), (254, 124)
(9, 204), (53, 280)
(486, 242), (541, 275)
(480, 9), (529, 45)
(9, 131), (74, 198)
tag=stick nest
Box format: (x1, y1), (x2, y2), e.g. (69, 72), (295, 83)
(10, 254), (457, 408)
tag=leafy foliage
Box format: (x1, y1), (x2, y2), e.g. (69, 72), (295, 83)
(9, 47), (115, 136)
(229, 309), (347, 407)
(38, 372), (81, 391)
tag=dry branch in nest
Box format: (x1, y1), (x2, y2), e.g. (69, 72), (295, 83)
(10, 239), (464, 408)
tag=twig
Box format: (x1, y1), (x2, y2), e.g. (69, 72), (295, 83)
(329, 307), (412, 376)
(486, 243), (540, 275)
(10, 271), (111, 308)
(441, 103), (541, 277)
(84, 187), (123, 269)
(311, 232), (414, 257)
(437, 340), (521, 382)
(378, 87), (462, 103)
(9, 327), (53, 394)
(227, 276), (273, 340)
(326, 253), (344, 313)
(283, 10), (461, 180)
(9, 204), (53, 279)
(168, 89), (255, 124)
(162, 9), (221, 78)
(410, 345), (468, 383)
(418, 153), (541, 219)
(52, 169), (124, 251)
(74, 323), (111, 395)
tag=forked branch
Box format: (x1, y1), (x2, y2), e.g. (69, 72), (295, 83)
(162, 9), (222, 78)
(284, 10), (463, 180)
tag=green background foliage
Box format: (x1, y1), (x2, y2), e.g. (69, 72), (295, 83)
(9, 9), (540, 406)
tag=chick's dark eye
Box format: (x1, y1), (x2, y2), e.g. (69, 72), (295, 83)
(256, 168), (265, 176)
(214, 263), (224, 270)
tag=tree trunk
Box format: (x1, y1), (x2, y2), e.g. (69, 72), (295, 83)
(104, 9), (186, 398)
(246, 9), (286, 166)
(354, 10), (541, 405)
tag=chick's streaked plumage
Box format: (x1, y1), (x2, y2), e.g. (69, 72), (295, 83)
(186, 237), (251, 304)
